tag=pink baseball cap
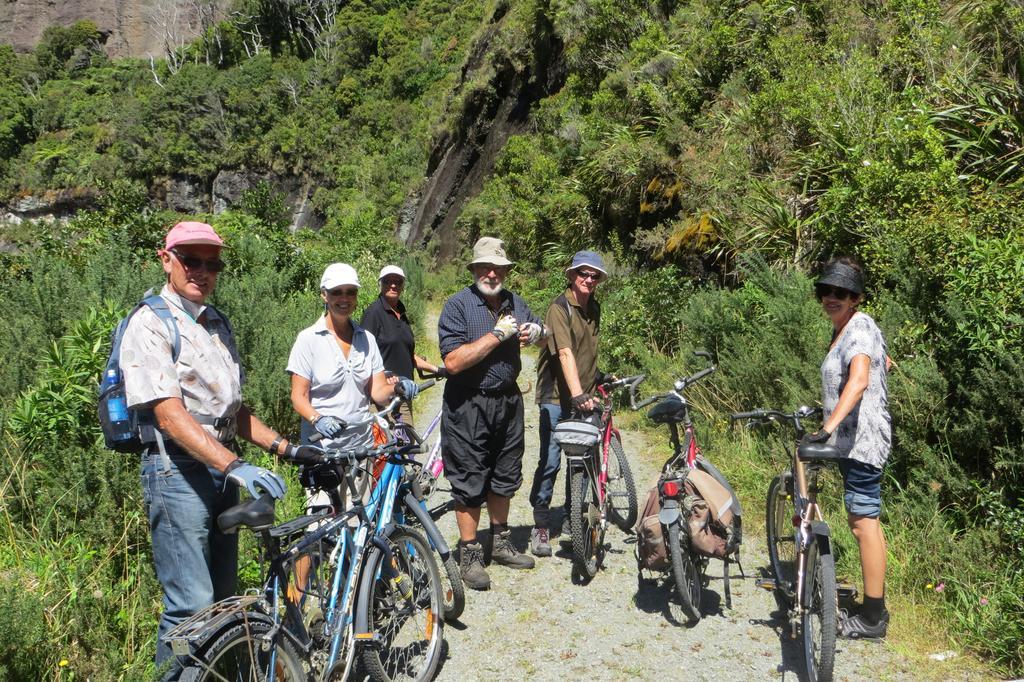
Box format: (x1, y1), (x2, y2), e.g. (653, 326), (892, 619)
(164, 221), (225, 250)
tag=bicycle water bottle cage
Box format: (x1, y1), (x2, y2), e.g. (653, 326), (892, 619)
(797, 442), (843, 463)
(554, 418), (601, 458)
(648, 396), (686, 424)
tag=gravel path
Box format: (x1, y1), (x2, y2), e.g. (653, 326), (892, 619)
(411, 312), (924, 681)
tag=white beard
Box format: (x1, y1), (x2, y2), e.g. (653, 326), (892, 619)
(477, 280), (503, 296)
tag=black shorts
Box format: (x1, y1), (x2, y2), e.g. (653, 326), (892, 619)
(440, 386), (525, 508)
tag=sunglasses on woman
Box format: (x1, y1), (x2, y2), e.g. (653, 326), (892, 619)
(815, 284), (855, 301)
(170, 248), (227, 273)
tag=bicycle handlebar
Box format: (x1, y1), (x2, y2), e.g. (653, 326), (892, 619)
(628, 350), (716, 411)
(728, 405), (822, 435)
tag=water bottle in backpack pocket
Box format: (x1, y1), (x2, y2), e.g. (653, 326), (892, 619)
(97, 293), (182, 454)
(98, 367), (139, 451)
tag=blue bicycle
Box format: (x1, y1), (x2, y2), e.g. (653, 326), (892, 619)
(167, 417), (446, 681)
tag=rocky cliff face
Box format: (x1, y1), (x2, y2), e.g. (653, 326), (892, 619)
(401, 5), (565, 261)
(0, 0), (228, 58)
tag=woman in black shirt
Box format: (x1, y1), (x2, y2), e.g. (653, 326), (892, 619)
(360, 265), (440, 422)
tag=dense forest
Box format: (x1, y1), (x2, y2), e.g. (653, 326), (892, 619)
(1, 0), (1022, 678)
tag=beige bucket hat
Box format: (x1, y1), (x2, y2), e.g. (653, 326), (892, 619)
(467, 236), (514, 271)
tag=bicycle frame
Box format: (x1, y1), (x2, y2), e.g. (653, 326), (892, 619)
(787, 446), (829, 617)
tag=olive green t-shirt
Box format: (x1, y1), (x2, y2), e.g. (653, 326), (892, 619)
(535, 289), (601, 409)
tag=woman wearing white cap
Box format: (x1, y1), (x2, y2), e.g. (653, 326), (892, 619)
(287, 263), (418, 453)
(360, 264), (442, 423)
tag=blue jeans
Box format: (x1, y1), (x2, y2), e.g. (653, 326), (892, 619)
(529, 404), (564, 527)
(141, 448), (239, 677)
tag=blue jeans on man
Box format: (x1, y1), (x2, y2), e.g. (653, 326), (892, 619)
(529, 403), (566, 528)
(142, 448), (239, 678)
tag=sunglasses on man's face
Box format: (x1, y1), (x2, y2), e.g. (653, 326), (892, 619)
(327, 288), (359, 298)
(815, 284), (854, 301)
(170, 248), (226, 273)
(576, 270), (601, 282)
(381, 278), (404, 288)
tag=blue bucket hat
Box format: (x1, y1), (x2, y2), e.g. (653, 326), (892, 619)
(565, 250), (609, 282)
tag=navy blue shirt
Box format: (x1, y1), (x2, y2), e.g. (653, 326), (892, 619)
(438, 284), (541, 392)
(360, 296), (415, 380)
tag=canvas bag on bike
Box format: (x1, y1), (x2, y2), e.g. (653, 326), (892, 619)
(683, 469), (737, 559)
(635, 485), (670, 570)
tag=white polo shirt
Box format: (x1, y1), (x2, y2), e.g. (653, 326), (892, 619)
(286, 315), (384, 450)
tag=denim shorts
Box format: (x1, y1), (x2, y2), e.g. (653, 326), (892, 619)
(839, 459), (883, 518)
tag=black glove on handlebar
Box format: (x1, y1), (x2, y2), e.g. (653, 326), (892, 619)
(571, 393), (593, 411)
(801, 428), (832, 445)
(282, 442), (320, 464)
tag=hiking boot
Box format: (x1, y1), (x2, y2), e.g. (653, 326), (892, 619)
(839, 609), (889, 639)
(458, 541), (490, 591)
(530, 527), (552, 557)
(491, 528), (535, 569)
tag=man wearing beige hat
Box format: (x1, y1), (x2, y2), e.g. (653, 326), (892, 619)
(119, 221), (298, 676)
(438, 237), (547, 590)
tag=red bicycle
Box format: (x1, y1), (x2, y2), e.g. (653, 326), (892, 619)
(556, 376), (641, 582)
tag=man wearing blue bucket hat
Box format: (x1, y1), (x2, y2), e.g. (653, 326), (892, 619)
(530, 250), (610, 556)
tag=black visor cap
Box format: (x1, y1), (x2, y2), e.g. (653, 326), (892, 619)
(815, 262), (863, 295)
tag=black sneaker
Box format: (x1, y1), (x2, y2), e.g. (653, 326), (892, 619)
(839, 610), (889, 639)
(458, 540), (490, 591)
(491, 528), (535, 569)
(530, 527), (552, 557)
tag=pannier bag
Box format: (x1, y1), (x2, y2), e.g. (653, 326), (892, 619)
(553, 418), (601, 457)
(682, 469), (739, 559)
(635, 485), (669, 570)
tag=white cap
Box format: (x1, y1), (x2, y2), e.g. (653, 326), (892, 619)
(378, 265), (406, 281)
(320, 263), (360, 290)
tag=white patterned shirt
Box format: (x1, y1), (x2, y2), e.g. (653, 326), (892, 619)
(821, 312), (891, 468)
(120, 285), (244, 441)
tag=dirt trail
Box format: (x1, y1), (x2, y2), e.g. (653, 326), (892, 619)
(413, 308), (920, 681)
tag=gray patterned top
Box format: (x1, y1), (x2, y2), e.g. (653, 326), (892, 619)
(820, 311), (891, 469)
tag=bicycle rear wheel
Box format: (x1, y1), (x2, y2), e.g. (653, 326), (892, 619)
(766, 472), (797, 610)
(666, 520), (701, 625)
(568, 466), (604, 581)
(802, 539), (837, 682)
(606, 433), (638, 531)
(179, 618), (305, 682)
(359, 528), (444, 682)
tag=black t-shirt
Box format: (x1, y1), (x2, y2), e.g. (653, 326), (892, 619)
(360, 296), (415, 379)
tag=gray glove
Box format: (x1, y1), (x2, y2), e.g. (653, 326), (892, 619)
(395, 378), (418, 400)
(225, 460), (287, 500)
(520, 322), (543, 344)
(314, 415), (346, 439)
(492, 314), (518, 342)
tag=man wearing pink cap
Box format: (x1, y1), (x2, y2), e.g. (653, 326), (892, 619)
(120, 221), (298, 677)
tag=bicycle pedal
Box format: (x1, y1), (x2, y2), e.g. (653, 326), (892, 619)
(755, 577), (777, 592)
(837, 581), (859, 600)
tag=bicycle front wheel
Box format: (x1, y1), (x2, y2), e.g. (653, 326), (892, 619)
(606, 433), (638, 531)
(439, 553), (466, 622)
(359, 528), (444, 682)
(568, 466), (604, 581)
(802, 539), (837, 682)
(179, 618), (306, 682)
(766, 471), (797, 610)
(666, 520), (701, 625)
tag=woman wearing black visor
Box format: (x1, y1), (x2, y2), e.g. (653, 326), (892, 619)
(803, 257), (892, 639)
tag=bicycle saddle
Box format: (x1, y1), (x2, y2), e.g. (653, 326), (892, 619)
(797, 442), (843, 463)
(648, 395), (686, 424)
(218, 494), (276, 534)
